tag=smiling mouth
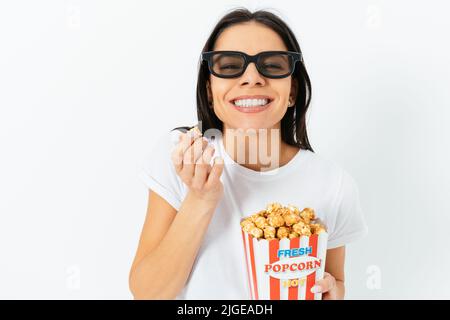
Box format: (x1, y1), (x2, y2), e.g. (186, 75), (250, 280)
(229, 98), (274, 113)
(230, 97), (273, 107)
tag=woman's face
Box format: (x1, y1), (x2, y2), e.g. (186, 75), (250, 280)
(207, 21), (297, 132)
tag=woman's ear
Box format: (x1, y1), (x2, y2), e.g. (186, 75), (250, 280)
(206, 80), (213, 107)
(289, 78), (299, 107)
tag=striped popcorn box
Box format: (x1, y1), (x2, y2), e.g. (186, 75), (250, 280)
(241, 230), (328, 300)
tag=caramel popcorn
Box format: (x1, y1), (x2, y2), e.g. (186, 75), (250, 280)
(240, 218), (253, 227)
(310, 223), (326, 235)
(250, 211), (265, 222)
(283, 213), (301, 226)
(289, 231), (300, 239)
(188, 126), (202, 136)
(277, 226), (290, 239)
(241, 219), (255, 233)
(293, 221), (312, 236)
(292, 221), (306, 234)
(263, 226), (276, 239)
(299, 225), (312, 236)
(241, 203), (326, 240)
(254, 216), (268, 229)
(249, 226), (263, 239)
(300, 208), (316, 224)
(287, 204), (300, 215)
(267, 215), (285, 228)
(266, 202), (282, 214)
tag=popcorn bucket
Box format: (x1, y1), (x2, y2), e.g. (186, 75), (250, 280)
(241, 231), (328, 300)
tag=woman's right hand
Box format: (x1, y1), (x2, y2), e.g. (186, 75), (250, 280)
(171, 128), (224, 206)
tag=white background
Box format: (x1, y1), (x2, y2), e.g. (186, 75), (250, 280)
(1, 0), (449, 299)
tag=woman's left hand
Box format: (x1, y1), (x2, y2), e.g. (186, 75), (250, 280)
(310, 272), (338, 300)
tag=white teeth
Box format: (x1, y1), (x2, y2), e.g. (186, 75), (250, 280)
(233, 98), (270, 107)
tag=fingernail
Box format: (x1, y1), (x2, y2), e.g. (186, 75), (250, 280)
(310, 285), (322, 294)
(202, 137), (209, 143)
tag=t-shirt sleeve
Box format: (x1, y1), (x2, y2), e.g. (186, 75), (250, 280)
(138, 130), (185, 211)
(327, 170), (369, 249)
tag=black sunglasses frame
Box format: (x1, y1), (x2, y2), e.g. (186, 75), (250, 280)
(201, 50), (303, 79)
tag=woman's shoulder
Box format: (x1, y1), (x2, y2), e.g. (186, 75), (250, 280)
(301, 150), (362, 217)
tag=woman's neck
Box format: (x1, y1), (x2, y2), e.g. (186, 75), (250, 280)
(222, 126), (300, 172)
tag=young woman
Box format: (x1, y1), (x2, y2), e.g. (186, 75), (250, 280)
(129, 8), (368, 300)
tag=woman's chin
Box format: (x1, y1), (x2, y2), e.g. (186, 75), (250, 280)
(225, 121), (278, 133)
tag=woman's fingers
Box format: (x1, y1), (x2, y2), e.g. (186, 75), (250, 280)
(191, 145), (215, 190)
(311, 272), (336, 294)
(205, 156), (224, 188)
(171, 129), (202, 173)
(181, 137), (208, 182)
(171, 127), (224, 199)
(322, 291), (337, 300)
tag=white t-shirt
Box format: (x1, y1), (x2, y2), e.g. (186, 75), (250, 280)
(139, 129), (368, 300)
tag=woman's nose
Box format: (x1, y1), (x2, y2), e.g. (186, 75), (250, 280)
(238, 62), (266, 86)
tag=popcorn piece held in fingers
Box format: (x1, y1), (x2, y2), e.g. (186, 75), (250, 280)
(189, 126), (201, 134)
(187, 126), (202, 138)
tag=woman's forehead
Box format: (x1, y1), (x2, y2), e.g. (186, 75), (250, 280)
(213, 22), (288, 53)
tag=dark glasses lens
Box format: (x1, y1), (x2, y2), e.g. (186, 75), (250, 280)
(212, 52), (245, 77)
(257, 52), (293, 77)
(203, 51), (300, 79)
